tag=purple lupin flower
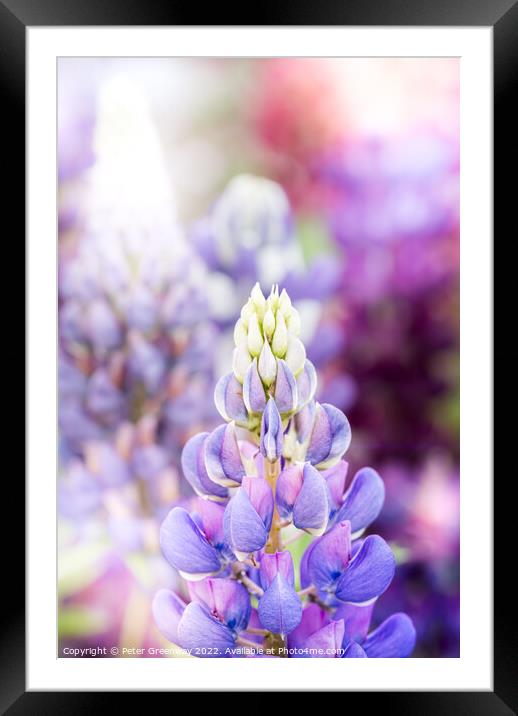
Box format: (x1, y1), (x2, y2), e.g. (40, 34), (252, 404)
(276, 462), (329, 535)
(155, 285), (415, 658)
(224, 477), (274, 561)
(258, 552), (302, 636)
(58, 75), (221, 563)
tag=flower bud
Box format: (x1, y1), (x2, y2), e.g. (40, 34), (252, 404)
(263, 308), (276, 340)
(267, 284), (280, 311)
(232, 343), (252, 383)
(278, 288), (292, 317)
(240, 299), (254, 328)
(272, 312), (288, 357)
(258, 340), (277, 387)
(247, 312), (264, 357)
(286, 307), (301, 336)
(285, 335), (306, 376)
(251, 282), (266, 317)
(260, 398), (283, 461)
(233, 318), (248, 346)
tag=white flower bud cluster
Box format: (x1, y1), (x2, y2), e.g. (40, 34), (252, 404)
(232, 283), (306, 386)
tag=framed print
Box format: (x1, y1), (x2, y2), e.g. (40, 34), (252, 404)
(5, 0), (514, 709)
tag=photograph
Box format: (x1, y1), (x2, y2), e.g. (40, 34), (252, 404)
(57, 56), (460, 660)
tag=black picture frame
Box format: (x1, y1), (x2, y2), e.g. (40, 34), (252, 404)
(5, 0), (513, 709)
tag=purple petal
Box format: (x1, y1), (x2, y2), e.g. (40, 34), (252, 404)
(336, 535), (396, 604)
(288, 603), (329, 650)
(181, 432), (229, 501)
(307, 521), (352, 592)
(243, 359), (267, 414)
(343, 642), (368, 658)
(245, 608), (266, 644)
(295, 360), (317, 409)
(294, 401), (316, 443)
(362, 613), (416, 658)
(205, 423), (245, 487)
(275, 464), (303, 519)
(243, 476), (274, 529)
(177, 602), (236, 656)
(160, 507), (221, 579)
(152, 589), (186, 645)
(335, 467), (385, 534)
(188, 578), (251, 634)
(301, 620), (345, 657)
(224, 488), (269, 558)
(260, 551), (295, 589)
(260, 398), (283, 461)
(274, 359), (298, 414)
(191, 498), (226, 547)
(258, 574), (302, 635)
(306, 403), (351, 469)
(293, 463), (329, 535)
(214, 372), (249, 427)
(299, 539), (317, 589)
(334, 601), (375, 645)
(322, 460), (349, 512)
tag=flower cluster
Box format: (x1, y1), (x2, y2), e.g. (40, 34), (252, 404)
(153, 285), (416, 658)
(58, 77), (218, 544)
(191, 174), (342, 354)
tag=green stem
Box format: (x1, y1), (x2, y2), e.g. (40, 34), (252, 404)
(298, 585), (316, 597)
(264, 458), (282, 553)
(232, 564), (264, 596)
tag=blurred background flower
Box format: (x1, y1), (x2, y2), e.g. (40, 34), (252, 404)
(58, 57), (459, 657)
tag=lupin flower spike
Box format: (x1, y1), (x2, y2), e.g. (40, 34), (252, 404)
(156, 285), (416, 658)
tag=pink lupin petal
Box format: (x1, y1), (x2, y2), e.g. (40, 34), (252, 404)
(275, 464), (304, 519)
(322, 460), (349, 511)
